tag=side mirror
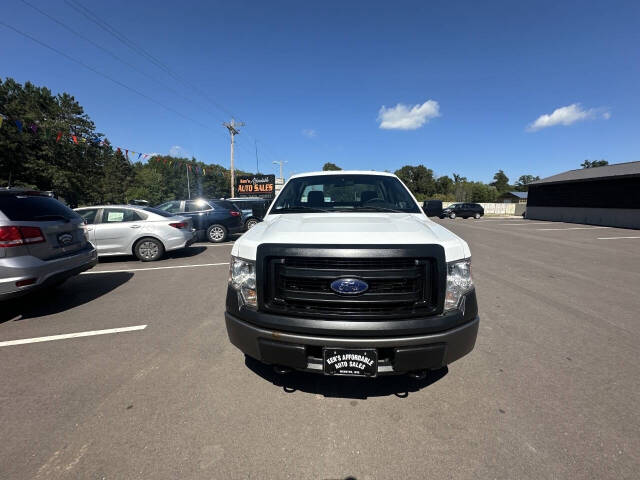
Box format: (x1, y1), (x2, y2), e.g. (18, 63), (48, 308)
(423, 200), (443, 217)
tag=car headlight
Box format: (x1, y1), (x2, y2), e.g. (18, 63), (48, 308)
(444, 258), (473, 312)
(229, 256), (257, 308)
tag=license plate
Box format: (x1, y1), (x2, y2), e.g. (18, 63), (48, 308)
(323, 348), (378, 377)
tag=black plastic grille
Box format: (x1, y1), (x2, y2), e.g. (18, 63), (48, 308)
(264, 256), (436, 319)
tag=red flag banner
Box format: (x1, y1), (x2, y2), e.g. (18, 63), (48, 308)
(56, 131), (62, 142)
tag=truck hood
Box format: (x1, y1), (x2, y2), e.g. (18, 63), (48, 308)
(232, 213), (470, 262)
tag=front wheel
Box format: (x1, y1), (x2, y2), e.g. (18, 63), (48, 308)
(135, 238), (164, 262)
(245, 218), (259, 230)
(207, 224), (228, 243)
(449, 212), (456, 219)
(474, 212), (481, 219)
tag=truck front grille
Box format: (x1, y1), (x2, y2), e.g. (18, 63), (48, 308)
(263, 256), (436, 319)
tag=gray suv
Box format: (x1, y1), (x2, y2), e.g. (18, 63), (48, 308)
(0, 190), (98, 300)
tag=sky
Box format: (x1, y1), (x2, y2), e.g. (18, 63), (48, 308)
(2, 0), (639, 183)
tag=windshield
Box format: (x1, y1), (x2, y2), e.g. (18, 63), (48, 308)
(270, 174), (420, 214)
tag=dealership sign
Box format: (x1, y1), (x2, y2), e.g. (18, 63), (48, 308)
(236, 174), (276, 196)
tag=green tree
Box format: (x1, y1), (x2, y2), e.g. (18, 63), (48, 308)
(514, 174), (540, 191)
(581, 159), (608, 169)
(322, 162), (342, 171)
(490, 170), (511, 193)
(394, 165), (436, 198)
(435, 175), (454, 196)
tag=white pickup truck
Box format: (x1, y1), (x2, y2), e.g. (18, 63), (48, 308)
(225, 170), (478, 378)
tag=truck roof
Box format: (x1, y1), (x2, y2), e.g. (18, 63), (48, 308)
(290, 170), (396, 179)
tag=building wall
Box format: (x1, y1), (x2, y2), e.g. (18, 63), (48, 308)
(527, 206), (640, 229)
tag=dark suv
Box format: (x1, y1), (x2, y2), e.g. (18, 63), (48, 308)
(0, 190), (98, 300)
(227, 197), (271, 230)
(441, 202), (484, 219)
(155, 199), (243, 243)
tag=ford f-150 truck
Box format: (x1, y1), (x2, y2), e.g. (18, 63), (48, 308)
(225, 170), (478, 377)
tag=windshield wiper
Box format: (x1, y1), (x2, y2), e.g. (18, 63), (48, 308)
(352, 206), (406, 213)
(273, 206), (332, 213)
(34, 214), (72, 222)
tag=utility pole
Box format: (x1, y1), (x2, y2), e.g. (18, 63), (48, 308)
(223, 118), (245, 197)
(273, 160), (287, 182)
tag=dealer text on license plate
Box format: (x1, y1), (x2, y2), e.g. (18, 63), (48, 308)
(323, 348), (378, 377)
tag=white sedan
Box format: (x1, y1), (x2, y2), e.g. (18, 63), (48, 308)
(74, 205), (196, 261)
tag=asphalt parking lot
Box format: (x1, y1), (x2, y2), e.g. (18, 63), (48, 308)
(1, 219), (639, 479)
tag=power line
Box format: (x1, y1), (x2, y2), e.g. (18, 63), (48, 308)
(0, 20), (216, 133)
(65, 0), (237, 120)
(18, 0), (229, 128)
(63, 0), (284, 168)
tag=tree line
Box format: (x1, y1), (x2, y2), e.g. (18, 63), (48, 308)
(0, 78), (249, 207)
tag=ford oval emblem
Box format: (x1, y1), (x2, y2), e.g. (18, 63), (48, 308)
(330, 278), (369, 295)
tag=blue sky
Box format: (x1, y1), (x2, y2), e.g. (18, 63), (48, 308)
(2, 0), (639, 183)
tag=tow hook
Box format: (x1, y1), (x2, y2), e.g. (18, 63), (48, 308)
(408, 370), (428, 380)
(273, 365), (292, 375)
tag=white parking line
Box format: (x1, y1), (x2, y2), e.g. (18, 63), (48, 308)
(0, 325), (147, 348)
(497, 222), (549, 226)
(536, 226), (610, 231)
(597, 236), (640, 240)
(82, 262), (229, 274)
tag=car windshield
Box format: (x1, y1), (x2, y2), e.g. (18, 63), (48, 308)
(270, 174), (420, 214)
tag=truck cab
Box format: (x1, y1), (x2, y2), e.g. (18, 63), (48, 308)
(225, 171), (479, 377)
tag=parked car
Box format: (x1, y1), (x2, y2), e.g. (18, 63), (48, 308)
(227, 197), (271, 230)
(1, 189), (98, 300)
(155, 199), (243, 243)
(441, 202), (484, 219)
(225, 171), (478, 378)
(74, 205), (196, 261)
(422, 199), (443, 217)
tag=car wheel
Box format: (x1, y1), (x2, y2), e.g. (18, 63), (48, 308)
(245, 218), (259, 230)
(474, 212), (481, 219)
(135, 238), (164, 262)
(207, 224), (227, 243)
(449, 212), (456, 219)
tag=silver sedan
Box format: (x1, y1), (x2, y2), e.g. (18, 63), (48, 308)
(74, 205), (196, 261)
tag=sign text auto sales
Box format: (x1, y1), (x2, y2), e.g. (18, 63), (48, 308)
(236, 175), (276, 196)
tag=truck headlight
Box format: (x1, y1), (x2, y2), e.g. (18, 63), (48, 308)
(229, 256), (257, 308)
(444, 258), (473, 312)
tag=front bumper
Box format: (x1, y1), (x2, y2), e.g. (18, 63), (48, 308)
(225, 312), (479, 375)
(0, 245), (98, 300)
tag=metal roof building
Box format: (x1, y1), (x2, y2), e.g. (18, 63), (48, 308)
(527, 161), (640, 228)
(498, 191), (528, 203)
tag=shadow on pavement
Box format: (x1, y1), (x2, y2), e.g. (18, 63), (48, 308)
(245, 355), (448, 399)
(0, 272), (133, 323)
(95, 245), (208, 264)
(165, 246), (208, 259)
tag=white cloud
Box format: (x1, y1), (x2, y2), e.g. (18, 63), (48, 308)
(527, 103), (610, 132)
(302, 129), (317, 138)
(377, 100), (440, 130)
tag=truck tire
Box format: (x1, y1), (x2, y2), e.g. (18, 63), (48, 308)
(207, 224), (228, 243)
